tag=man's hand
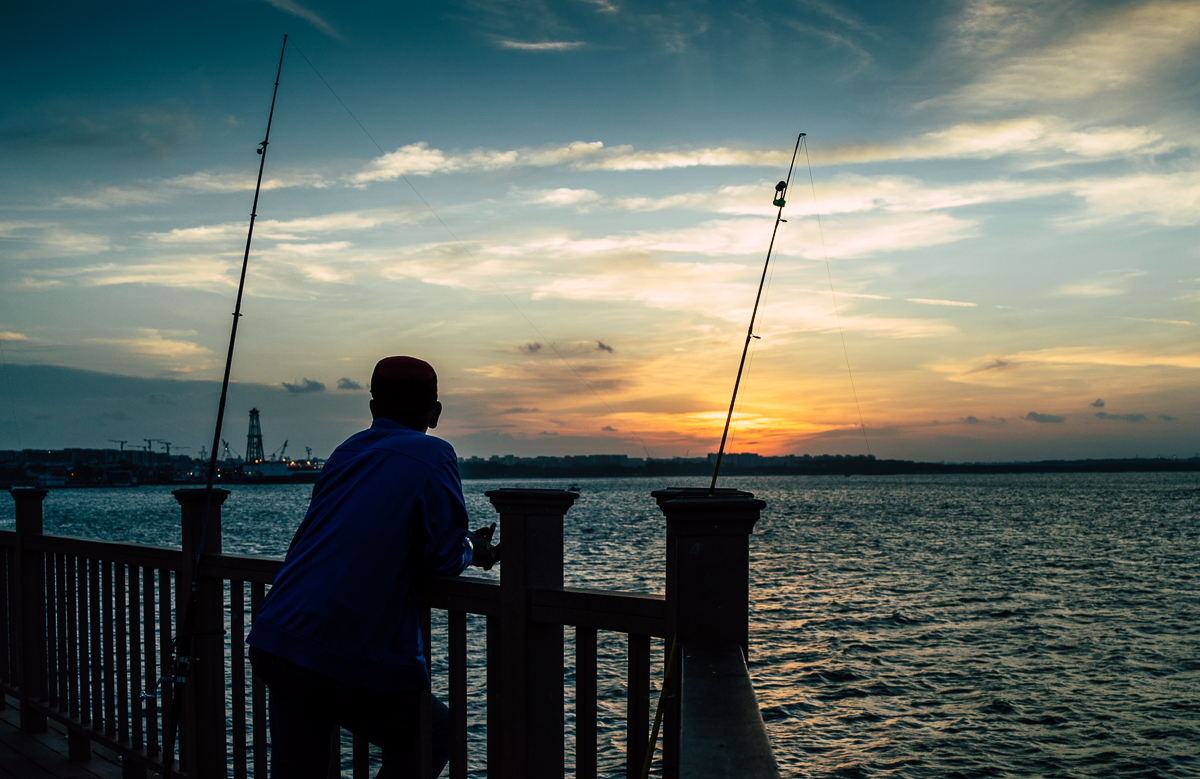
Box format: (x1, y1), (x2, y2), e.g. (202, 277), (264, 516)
(467, 522), (501, 571)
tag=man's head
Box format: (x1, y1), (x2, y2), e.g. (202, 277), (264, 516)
(369, 356), (442, 432)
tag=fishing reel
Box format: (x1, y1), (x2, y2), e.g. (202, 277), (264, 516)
(773, 180), (787, 208)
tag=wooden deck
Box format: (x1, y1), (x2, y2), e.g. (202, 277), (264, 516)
(0, 698), (122, 779)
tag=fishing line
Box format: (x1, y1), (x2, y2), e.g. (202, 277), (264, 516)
(801, 137), (871, 455)
(290, 40), (656, 457)
(0, 339), (22, 449)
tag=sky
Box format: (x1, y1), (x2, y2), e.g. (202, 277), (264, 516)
(1, 0), (1198, 462)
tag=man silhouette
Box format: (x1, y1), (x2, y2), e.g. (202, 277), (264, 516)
(248, 356), (497, 778)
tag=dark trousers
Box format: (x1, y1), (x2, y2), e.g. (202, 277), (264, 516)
(249, 647), (449, 778)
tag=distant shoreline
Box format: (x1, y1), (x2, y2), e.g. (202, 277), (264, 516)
(459, 457), (1200, 479)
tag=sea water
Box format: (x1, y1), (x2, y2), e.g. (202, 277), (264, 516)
(1, 473), (1196, 778)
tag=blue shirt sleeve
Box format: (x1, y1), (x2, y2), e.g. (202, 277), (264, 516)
(421, 457), (473, 576)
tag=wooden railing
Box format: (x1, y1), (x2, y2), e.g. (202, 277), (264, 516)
(3, 485), (779, 778)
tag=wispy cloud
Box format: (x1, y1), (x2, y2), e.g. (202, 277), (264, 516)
(260, 0), (339, 38)
(0, 332), (28, 341)
(907, 298), (976, 307)
(351, 141), (788, 182)
(951, 1), (1200, 107)
(817, 117), (1170, 166)
(87, 330), (212, 360)
(497, 40), (586, 50)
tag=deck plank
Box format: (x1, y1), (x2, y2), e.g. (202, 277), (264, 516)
(0, 701), (123, 779)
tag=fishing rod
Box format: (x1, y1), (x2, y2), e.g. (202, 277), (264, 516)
(159, 34), (288, 775)
(708, 131), (804, 495)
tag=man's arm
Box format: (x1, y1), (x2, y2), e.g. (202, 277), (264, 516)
(420, 457), (492, 576)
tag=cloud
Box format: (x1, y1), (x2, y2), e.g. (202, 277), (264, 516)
(596, 341), (614, 353)
(503, 407), (540, 414)
(538, 430), (560, 436)
(817, 117), (1169, 166)
(0, 222), (113, 259)
(351, 141), (788, 183)
(0, 332), (28, 341)
(87, 331), (212, 360)
(959, 415), (1006, 425)
(0, 109), (193, 157)
(259, 0), (339, 38)
(1066, 170), (1200, 227)
(282, 378), (326, 394)
(1121, 317), (1195, 326)
(1024, 411), (1064, 423)
(497, 40), (586, 50)
(519, 342), (543, 354)
(522, 188), (602, 208)
(1095, 411), (1146, 422)
(1012, 348), (1200, 370)
(907, 298), (977, 307)
(601, 425), (618, 432)
(61, 170), (329, 209)
(1159, 415), (1178, 421)
(951, 1), (1200, 107)
(336, 378), (363, 390)
(1091, 398), (1105, 408)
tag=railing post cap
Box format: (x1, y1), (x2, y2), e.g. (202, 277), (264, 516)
(659, 496), (765, 535)
(172, 487), (231, 506)
(484, 487), (578, 513)
(651, 486), (755, 508)
(9, 487), (49, 502)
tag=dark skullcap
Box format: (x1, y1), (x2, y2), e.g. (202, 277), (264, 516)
(370, 356), (438, 413)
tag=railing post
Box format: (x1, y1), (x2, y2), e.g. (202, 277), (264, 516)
(485, 488), (577, 779)
(653, 489), (764, 779)
(11, 487), (49, 734)
(173, 488), (229, 779)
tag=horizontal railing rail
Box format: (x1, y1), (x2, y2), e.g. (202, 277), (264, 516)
(679, 644), (780, 779)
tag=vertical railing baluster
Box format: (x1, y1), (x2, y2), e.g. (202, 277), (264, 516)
(419, 603), (433, 779)
(103, 560), (115, 736)
(626, 634), (650, 779)
(251, 582), (268, 777)
(67, 555), (79, 721)
(157, 566), (172, 754)
(90, 557), (102, 731)
(352, 733), (369, 779)
(0, 546), (9, 687)
(45, 552), (58, 710)
(79, 557), (90, 726)
(0, 546), (9, 688)
(486, 613), (501, 778)
(231, 580), (247, 779)
(57, 554), (68, 712)
(116, 562), (128, 742)
(576, 626), (597, 779)
(326, 729), (341, 778)
(143, 566), (159, 756)
(449, 609), (467, 779)
(131, 566), (143, 751)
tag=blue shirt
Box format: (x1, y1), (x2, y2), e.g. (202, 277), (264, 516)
(247, 418), (473, 691)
